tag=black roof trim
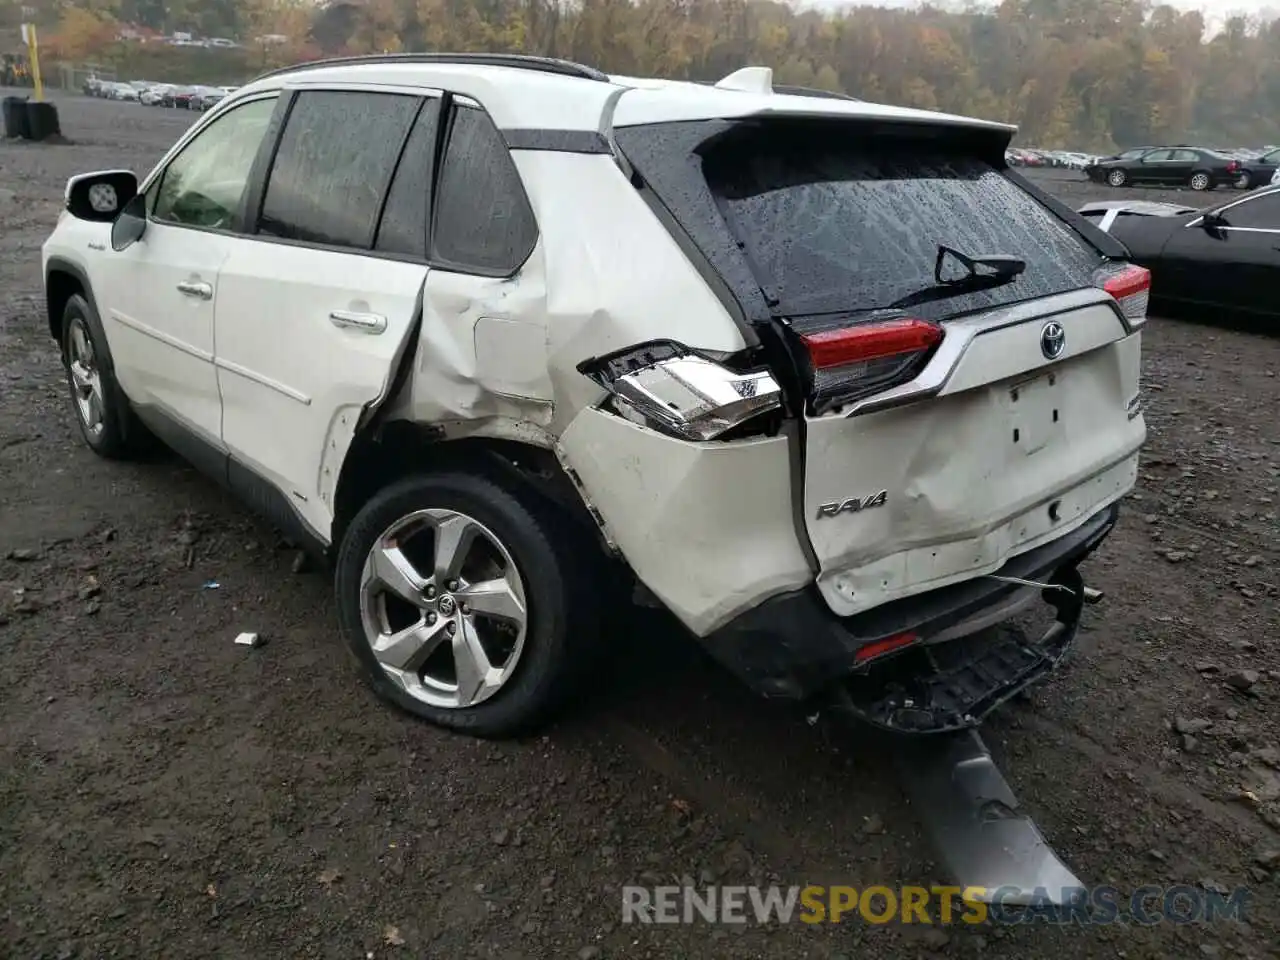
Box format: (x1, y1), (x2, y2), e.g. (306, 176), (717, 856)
(772, 84), (861, 102)
(692, 79), (861, 102)
(250, 53), (609, 85)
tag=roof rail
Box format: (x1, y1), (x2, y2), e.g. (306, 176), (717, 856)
(250, 52), (610, 84)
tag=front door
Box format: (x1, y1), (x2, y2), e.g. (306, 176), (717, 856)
(98, 94), (279, 444)
(1214, 190), (1280, 317)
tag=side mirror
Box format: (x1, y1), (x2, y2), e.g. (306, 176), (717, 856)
(65, 170), (138, 222)
(1200, 211), (1230, 234)
(111, 194), (148, 251)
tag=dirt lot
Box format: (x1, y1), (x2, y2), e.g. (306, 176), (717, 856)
(2, 91), (1278, 960)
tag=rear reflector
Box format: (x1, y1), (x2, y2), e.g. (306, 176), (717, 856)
(1098, 264), (1151, 323)
(800, 318), (943, 414)
(854, 631), (919, 665)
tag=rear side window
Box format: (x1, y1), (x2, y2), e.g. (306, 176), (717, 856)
(431, 104), (537, 274)
(702, 137), (1106, 319)
(259, 90), (419, 249)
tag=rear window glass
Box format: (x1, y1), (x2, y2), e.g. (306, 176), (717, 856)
(703, 143), (1105, 319)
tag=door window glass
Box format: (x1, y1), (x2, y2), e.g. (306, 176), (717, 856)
(374, 98), (442, 258)
(259, 90), (419, 248)
(1142, 150), (1172, 162)
(1226, 193), (1280, 229)
(152, 96), (277, 230)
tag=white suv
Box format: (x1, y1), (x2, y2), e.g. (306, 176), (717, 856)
(42, 54), (1147, 738)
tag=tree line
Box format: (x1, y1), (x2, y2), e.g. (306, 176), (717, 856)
(22, 0), (1280, 150)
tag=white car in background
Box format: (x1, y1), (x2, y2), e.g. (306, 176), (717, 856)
(41, 55), (1147, 739)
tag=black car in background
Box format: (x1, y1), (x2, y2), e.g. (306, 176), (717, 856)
(1084, 147), (1242, 191)
(1238, 148), (1280, 189)
(1077, 186), (1280, 322)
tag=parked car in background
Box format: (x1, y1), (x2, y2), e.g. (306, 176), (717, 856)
(1005, 147), (1044, 166)
(1238, 148), (1280, 189)
(108, 82), (140, 101)
(1085, 147), (1241, 191)
(140, 84), (174, 106)
(1079, 186), (1280, 321)
(170, 86), (200, 109)
(190, 86), (228, 110)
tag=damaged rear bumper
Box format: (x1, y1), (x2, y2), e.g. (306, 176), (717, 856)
(700, 503), (1119, 722)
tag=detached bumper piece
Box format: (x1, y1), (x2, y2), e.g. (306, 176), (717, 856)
(833, 566), (1084, 734)
(891, 728), (1083, 905)
(703, 503), (1118, 711)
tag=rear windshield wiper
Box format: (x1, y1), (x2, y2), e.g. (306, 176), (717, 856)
(935, 245), (1026, 284)
(887, 245), (1028, 310)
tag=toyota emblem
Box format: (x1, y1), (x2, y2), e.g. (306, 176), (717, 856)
(1040, 320), (1066, 360)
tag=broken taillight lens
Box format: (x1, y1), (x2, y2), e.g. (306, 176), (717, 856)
(854, 631), (919, 665)
(1096, 263), (1151, 325)
(578, 342), (783, 441)
(800, 317), (943, 414)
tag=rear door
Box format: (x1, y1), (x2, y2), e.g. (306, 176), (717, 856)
(1135, 149), (1176, 184)
(213, 87), (438, 541)
(1168, 149), (1203, 184)
(698, 130), (1146, 617)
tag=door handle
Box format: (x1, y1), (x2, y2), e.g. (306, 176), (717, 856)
(176, 280), (213, 300)
(329, 310), (387, 334)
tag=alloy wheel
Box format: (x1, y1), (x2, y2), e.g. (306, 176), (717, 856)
(1108, 170), (1126, 187)
(358, 508), (529, 709)
(1190, 173), (1211, 191)
(67, 317), (105, 438)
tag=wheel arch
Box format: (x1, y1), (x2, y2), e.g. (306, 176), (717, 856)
(330, 420), (616, 568)
(44, 257), (95, 352)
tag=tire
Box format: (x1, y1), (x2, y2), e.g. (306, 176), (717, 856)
(1238, 173), (1252, 190)
(1190, 172), (1212, 191)
(60, 293), (151, 459)
(334, 471), (604, 739)
(1107, 169), (1127, 187)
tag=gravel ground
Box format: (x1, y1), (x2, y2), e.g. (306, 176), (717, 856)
(1, 91), (1278, 960)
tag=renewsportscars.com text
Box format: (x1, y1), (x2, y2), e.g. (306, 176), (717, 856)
(621, 884), (1250, 926)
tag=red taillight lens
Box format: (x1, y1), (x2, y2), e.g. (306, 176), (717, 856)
(1227, 160), (1240, 172)
(1098, 263), (1151, 323)
(800, 318), (943, 413)
(802, 318), (943, 368)
(854, 631), (919, 665)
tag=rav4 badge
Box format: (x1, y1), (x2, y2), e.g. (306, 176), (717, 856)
(816, 490), (888, 519)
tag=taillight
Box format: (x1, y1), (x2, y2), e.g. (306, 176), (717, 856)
(1096, 263), (1151, 324)
(578, 341), (783, 441)
(854, 631), (919, 665)
(799, 317), (943, 414)
(1227, 160), (1240, 173)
